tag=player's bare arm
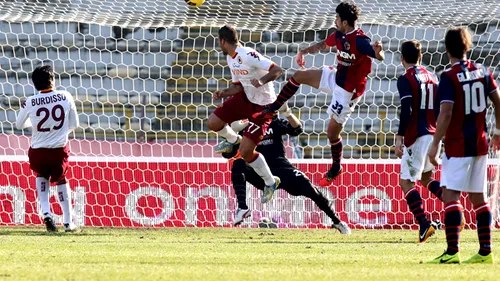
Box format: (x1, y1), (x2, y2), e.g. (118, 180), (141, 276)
(296, 40), (333, 67)
(489, 89), (500, 150)
(250, 64), (283, 88)
(395, 96), (409, 159)
(278, 103), (301, 128)
(372, 40), (385, 61)
(395, 136), (404, 158)
(428, 102), (453, 166)
(213, 83), (244, 100)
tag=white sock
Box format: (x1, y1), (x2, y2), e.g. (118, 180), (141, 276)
(247, 153), (275, 186)
(57, 183), (73, 224)
(36, 177), (51, 215)
(215, 125), (239, 143)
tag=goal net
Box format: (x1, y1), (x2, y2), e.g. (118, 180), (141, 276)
(0, 0), (499, 229)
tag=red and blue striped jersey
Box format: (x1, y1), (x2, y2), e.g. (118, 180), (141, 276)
(325, 29), (376, 99)
(397, 66), (438, 147)
(437, 60), (498, 157)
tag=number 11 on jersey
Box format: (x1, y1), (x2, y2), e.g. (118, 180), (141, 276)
(420, 83), (434, 110)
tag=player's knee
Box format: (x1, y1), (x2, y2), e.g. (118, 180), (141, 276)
(292, 70), (306, 83)
(399, 178), (414, 191)
(469, 193), (487, 207)
(207, 114), (224, 131)
(239, 146), (254, 162)
(419, 171), (433, 186)
(442, 188), (460, 203)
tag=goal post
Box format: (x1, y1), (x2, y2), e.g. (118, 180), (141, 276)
(0, 0), (498, 228)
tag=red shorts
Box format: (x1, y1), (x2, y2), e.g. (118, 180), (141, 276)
(213, 91), (272, 144)
(28, 146), (70, 183)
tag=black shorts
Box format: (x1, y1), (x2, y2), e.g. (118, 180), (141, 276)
(232, 159), (312, 196)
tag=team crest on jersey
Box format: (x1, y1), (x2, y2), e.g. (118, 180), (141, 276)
(344, 41), (351, 51)
(237, 56), (243, 64)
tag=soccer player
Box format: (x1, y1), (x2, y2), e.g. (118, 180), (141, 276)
(15, 65), (79, 233)
(427, 27), (500, 264)
(395, 40), (444, 243)
(222, 104), (351, 234)
(253, 1), (384, 187)
(207, 25), (283, 204)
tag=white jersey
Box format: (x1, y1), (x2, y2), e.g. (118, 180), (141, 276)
(16, 90), (78, 149)
(227, 46), (277, 105)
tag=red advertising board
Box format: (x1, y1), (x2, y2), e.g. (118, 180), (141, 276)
(2, 160), (495, 229)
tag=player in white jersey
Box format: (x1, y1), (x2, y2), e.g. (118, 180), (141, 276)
(207, 25), (283, 204)
(15, 65), (79, 233)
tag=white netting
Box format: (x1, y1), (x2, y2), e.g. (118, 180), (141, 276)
(0, 0), (499, 228)
(1, 0), (499, 29)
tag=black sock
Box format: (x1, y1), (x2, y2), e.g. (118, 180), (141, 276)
(444, 201), (462, 255)
(474, 203), (492, 256)
(426, 180), (443, 201)
(232, 173), (248, 209)
(308, 187), (341, 224)
(405, 188), (428, 225)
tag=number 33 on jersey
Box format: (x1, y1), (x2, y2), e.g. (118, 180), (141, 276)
(16, 90), (79, 149)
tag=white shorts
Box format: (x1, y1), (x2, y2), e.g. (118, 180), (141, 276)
(320, 66), (360, 125)
(400, 134), (437, 182)
(441, 153), (488, 193)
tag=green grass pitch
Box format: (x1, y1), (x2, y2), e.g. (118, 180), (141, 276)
(0, 227), (498, 280)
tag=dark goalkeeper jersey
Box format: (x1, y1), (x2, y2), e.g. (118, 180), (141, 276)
(256, 118), (303, 166)
(222, 118), (303, 166)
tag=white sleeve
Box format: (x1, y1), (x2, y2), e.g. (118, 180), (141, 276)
(15, 100), (31, 130)
(67, 94), (79, 132)
(244, 49), (275, 71)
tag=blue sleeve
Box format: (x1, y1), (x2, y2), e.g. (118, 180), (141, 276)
(397, 76), (412, 136)
(397, 96), (412, 136)
(436, 73), (455, 103)
(356, 36), (376, 58)
(397, 76), (412, 100)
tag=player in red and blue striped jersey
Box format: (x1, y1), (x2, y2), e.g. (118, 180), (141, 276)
(395, 40), (444, 243)
(427, 27), (500, 264)
(253, 1), (384, 187)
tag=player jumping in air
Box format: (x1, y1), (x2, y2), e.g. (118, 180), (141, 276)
(253, 1), (384, 186)
(222, 104), (351, 234)
(16, 65), (80, 233)
(207, 25), (283, 204)
(427, 27), (500, 264)
(395, 40), (445, 243)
